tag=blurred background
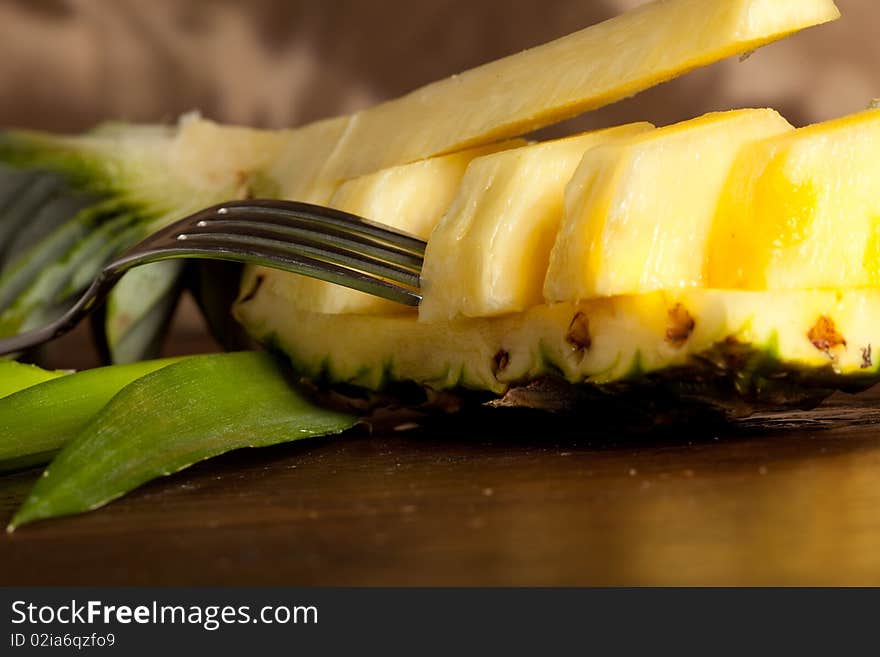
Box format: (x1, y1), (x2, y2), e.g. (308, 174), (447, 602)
(0, 0), (877, 365)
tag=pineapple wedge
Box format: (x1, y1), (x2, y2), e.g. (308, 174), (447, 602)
(706, 108), (880, 290)
(319, 0), (839, 185)
(252, 140), (524, 316)
(261, 116), (351, 204)
(544, 109), (793, 302)
(419, 123), (652, 321)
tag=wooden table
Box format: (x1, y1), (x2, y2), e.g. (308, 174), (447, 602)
(1, 319), (880, 586)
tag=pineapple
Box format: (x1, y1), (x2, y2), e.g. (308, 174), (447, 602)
(0, 0), (857, 419)
(238, 105), (880, 415)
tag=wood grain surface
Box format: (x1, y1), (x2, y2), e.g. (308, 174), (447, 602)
(2, 372), (879, 586)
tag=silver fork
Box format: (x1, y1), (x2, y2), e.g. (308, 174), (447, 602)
(0, 199), (425, 355)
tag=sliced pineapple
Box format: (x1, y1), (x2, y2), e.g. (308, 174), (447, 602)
(235, 104), (880, 413)
(544, 109), (793, 302)
(419, 123), (652, 321)
(255, 140), (524, 316)
(0, 0), (848, 399)
(262, 116), (351, 204)
(706, 108), (880, 290)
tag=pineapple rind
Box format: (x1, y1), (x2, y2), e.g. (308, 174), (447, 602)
(236, 288), (880, 408)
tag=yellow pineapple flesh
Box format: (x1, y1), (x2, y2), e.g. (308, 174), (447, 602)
(706, 108), (880, 290)
(419, 124), (652, 321)
(242, 141), (523, 316)
(544, 109), (793, 302)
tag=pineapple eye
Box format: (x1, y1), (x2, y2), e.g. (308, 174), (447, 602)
(807, 316), (846, 353)
(238, 275), (265, 304)
(665, 304), (695, 347)
(492, 350), (510, 377)
(566, 312), (592, 354)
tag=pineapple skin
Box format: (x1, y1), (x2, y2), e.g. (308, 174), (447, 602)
(235, 287), (880, 413)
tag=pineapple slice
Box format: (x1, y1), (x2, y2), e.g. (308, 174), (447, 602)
(544, 109), (793, 302)
(254, 140), (523, 316)
(165, 116), (293, 204)
(419, 123), (652, 321)
(263, 116), (351, 204)
(706, 108), (880, 290)
(318, 0), (839, 185)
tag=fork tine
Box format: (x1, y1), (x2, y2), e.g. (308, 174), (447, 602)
(112, 240), (421, 306)
(168, 233), (421, 289)
(192, 200), (427, 256)
(128, 198), (427, 302)
(183, 217), (424, 273)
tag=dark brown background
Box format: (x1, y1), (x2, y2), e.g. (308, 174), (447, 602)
(1, 0), (880, 586)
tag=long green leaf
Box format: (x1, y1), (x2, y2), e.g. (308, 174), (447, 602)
(0, 357), (184, 473)
(9, 352), (357, 530)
